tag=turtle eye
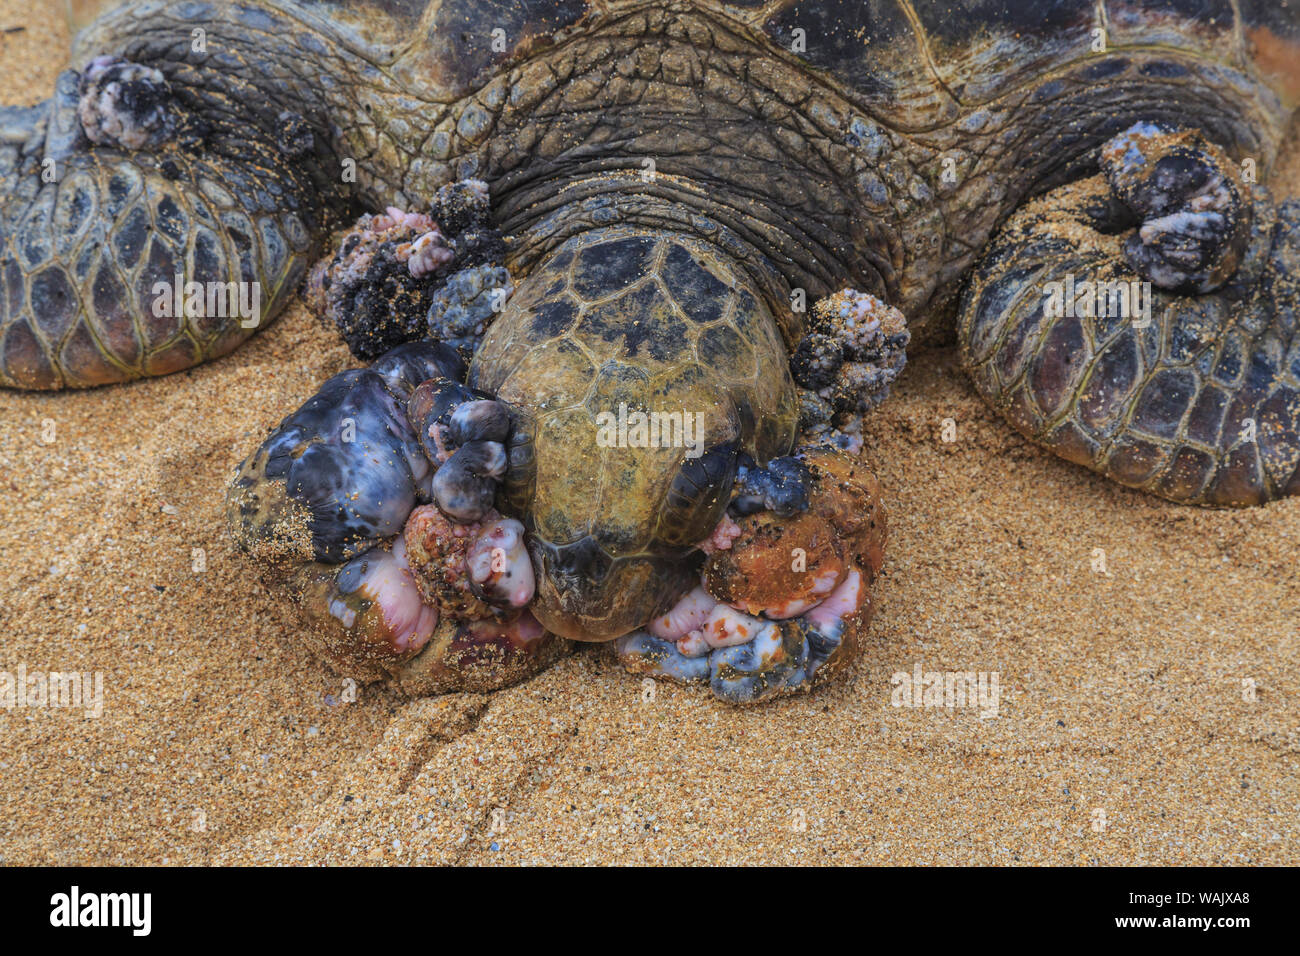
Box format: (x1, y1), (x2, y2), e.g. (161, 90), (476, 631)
(656, 442), (739, 547)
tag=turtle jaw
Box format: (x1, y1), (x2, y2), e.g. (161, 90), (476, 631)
(526, 536), (700, 643)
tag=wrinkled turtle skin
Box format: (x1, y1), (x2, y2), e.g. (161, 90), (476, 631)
(6, 1), (1300, 680)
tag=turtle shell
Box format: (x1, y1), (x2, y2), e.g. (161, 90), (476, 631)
(759, 0), (1300, 120)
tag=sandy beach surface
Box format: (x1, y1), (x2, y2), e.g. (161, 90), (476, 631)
(0, 3), (1296, 866)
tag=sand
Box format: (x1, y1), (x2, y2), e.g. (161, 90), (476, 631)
(0, 3), (1295, 866)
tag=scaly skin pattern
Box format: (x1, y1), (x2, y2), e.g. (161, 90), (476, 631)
(5, 1), (1300, 699)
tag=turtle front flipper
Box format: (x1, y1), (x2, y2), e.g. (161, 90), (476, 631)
(959, 123), (1300, 506)
(0, 26), (340, 389)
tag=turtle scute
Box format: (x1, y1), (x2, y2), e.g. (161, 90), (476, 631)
(224, 340), (566, 692)
(615, 447), (888, 704)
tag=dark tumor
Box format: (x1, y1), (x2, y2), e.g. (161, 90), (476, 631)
(729, 454), (813, 518)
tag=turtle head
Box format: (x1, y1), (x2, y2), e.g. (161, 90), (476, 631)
(470, 225), (799, 641)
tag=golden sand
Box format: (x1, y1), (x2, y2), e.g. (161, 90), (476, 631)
(0, 2), (1295, 865)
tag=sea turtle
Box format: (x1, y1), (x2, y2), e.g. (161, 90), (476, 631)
(4, 1), (1300, 702)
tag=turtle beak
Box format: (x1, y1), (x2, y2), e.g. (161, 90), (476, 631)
(526, 536), (699, 642)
